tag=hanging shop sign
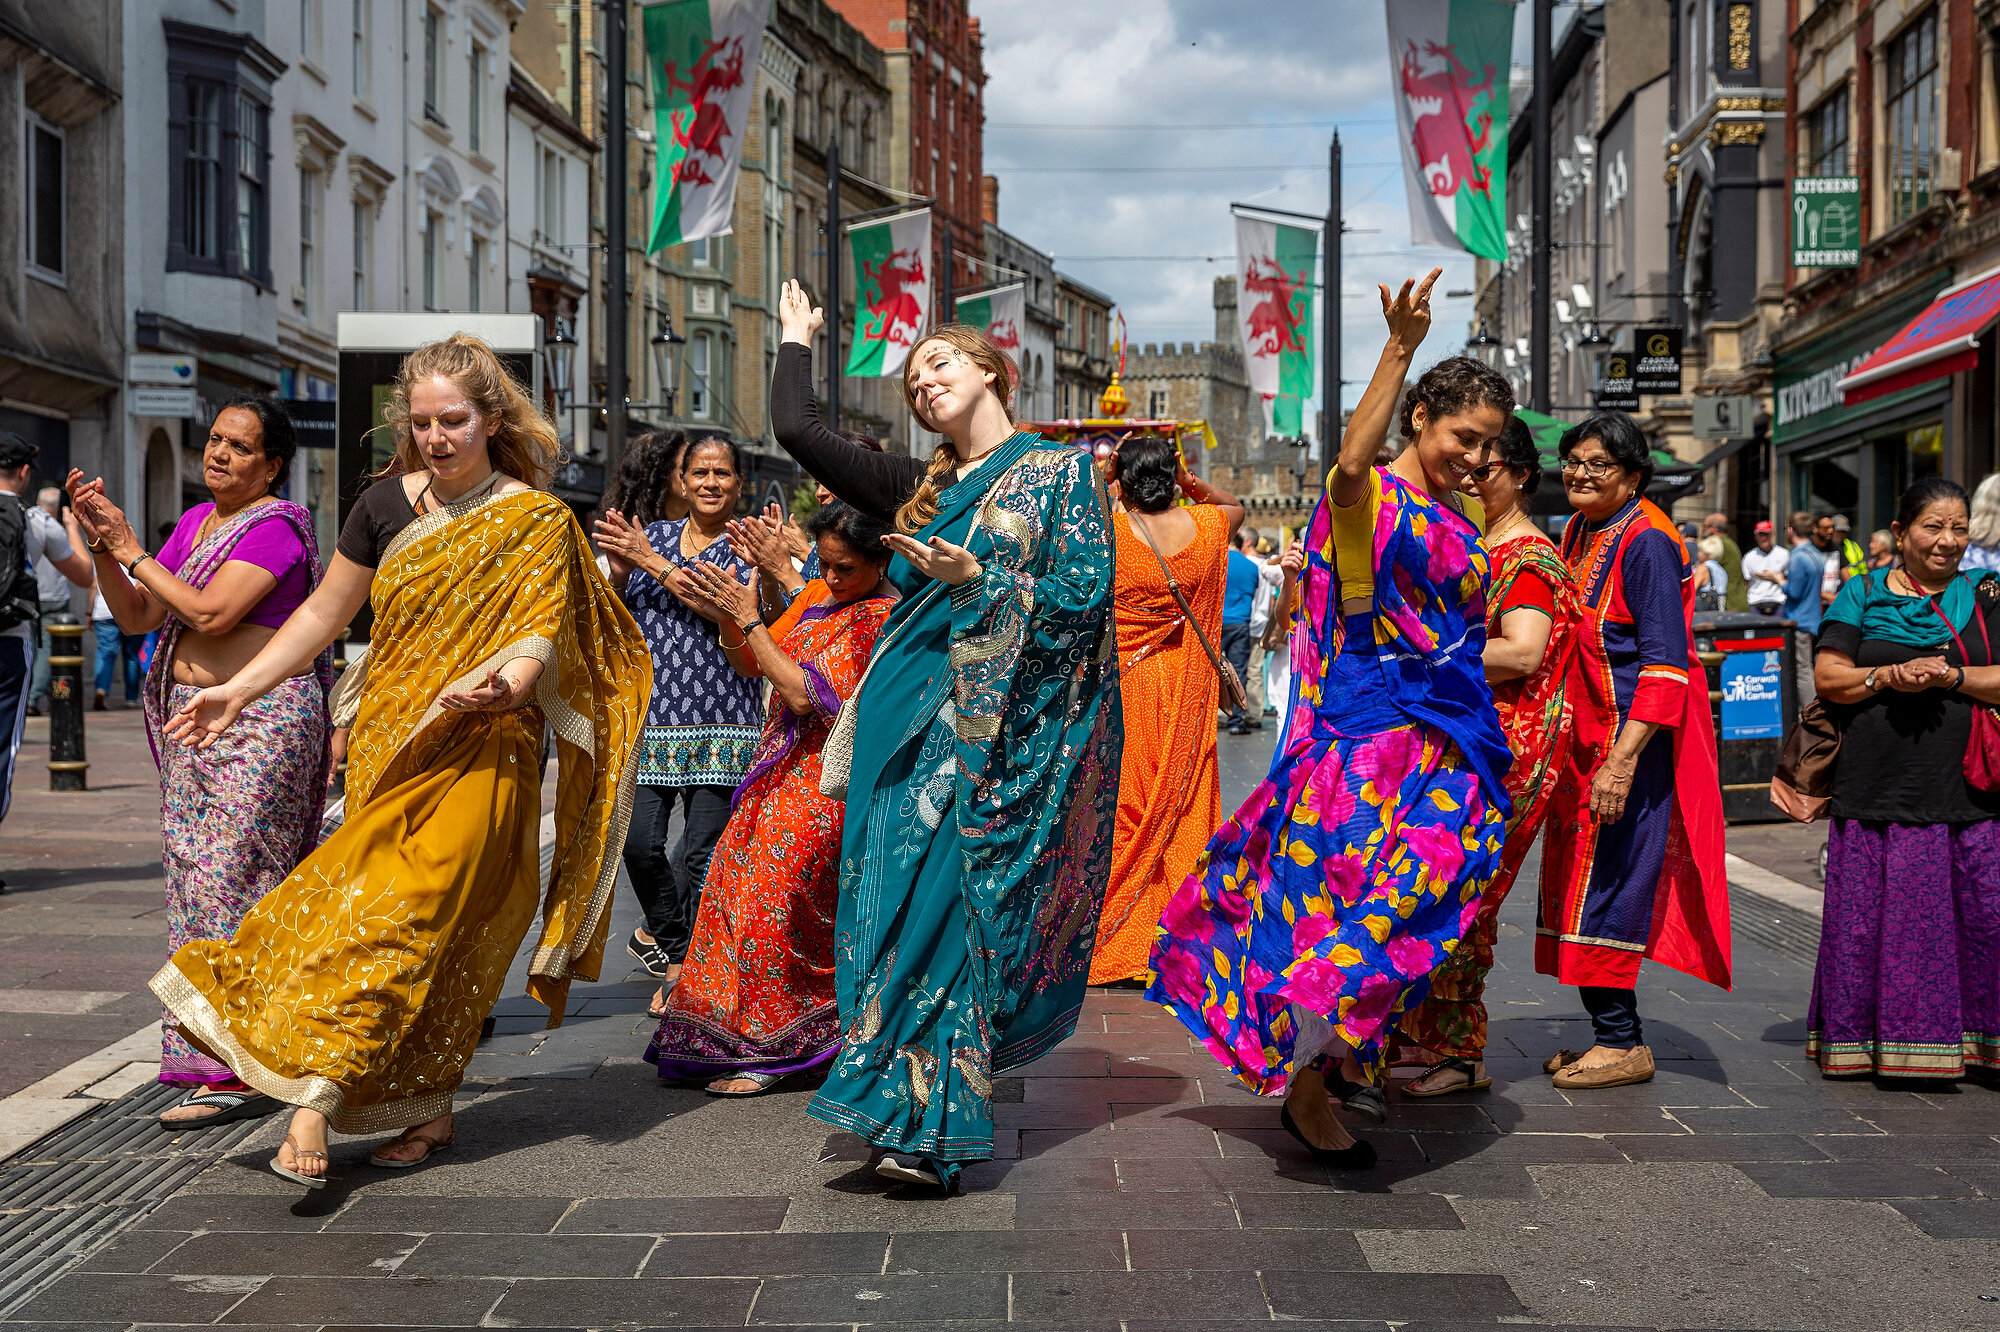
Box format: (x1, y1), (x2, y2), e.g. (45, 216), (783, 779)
(1692, 394), (1759, 440)
(1632, 326), (1684, 394)
(1595, 351), (1639, 410)
(1790, 176), (1861, 268)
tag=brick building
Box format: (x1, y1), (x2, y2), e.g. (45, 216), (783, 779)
(822, 0), (986, 305)
(1778, 0), (2000, 531)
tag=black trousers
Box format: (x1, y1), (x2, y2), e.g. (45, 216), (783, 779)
(0, 634), (29, 825)
(622, 783), (732, 963)
(1220, 622), (1255, 724)
(1580, 986), (1642, 1049)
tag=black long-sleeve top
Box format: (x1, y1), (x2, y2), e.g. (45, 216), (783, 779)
(771, 342), (926, 525)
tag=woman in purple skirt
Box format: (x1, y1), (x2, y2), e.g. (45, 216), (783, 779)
(1810, 477), (2000, 1080)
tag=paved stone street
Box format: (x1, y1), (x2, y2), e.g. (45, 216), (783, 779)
(4, 725), (1998, 1331)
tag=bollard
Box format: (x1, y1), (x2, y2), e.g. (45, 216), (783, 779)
(44, 614), (86, 791)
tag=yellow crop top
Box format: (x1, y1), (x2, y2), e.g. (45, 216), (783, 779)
(1326, 466), (1484, 605)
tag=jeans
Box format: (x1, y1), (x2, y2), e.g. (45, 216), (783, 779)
(92, 619), (145, 704)
(1220, 622), (1255, 725)
(622, 782), (733, 963)
(28, 597), (70, 706)
(1580, 986), (1642, 1049)
(0, 634), (30, 825)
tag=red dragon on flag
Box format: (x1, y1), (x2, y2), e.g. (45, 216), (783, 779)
(1399, 39), (1497, 201)
(1385, 0), (1514, 260)
(1242, 257), (1310, 359)
(861, 249), (928, 350)
(660, 36), (749, 189)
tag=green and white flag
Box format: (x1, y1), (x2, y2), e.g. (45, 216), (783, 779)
(954, 284), (1025, 360)
(845, 209), (932, 378)
(1234, 210), (1318, 437)
(642, 0), (768, 253)
(1387, 0), (1514, 261)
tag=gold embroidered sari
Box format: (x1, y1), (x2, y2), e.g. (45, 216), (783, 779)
(152, 489), (649, 1133)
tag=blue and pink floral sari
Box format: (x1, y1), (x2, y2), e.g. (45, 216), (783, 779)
(1146, 467), (1511, 1094)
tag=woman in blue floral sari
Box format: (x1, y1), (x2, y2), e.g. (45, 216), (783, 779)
(1148, 271), (1513, 1167)
(769, 281), (1120, 1191)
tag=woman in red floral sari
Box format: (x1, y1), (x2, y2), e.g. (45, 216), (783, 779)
(1397, 417), (1579, 1095)
(646, 502), (896, 1095)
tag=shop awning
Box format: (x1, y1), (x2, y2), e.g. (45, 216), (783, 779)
(1839, 266), (2000, 407)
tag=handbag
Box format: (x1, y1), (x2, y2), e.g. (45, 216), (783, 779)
(1769, 697), (1841, 822)
(1925, 580), (2000, 793)
(1128, 511), (1249, 716)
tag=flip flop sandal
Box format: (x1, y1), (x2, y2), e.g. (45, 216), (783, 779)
(269, 1135), (328, 1190)
(1543, 1048), (1583, 1074)
(1402, 1057), (1493, 1098)
(160, 1086), (280, 1128)
(705, 1071), (783, 1098)
(369, 1127), (455, 1169)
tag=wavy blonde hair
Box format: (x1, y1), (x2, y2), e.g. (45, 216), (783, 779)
(896, 324), (1018, 533)
(378, 334), (560, 489)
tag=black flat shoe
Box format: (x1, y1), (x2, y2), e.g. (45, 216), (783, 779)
(1280, 1103), (1377, 1169)
(1328, 1071), (1388, 1125)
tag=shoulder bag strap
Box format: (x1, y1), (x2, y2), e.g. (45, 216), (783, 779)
(1130, 511), (1232, 679)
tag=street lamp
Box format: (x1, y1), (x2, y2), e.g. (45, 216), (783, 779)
(650, 312), (686, 416)
(1465, 320), (1501, 367)
(544, 318), (576, 411)
(1578, 321), (1611, 350)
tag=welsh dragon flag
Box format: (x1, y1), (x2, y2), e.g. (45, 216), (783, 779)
(1387, 0), (1513, 261)
(845, 210), (931, 377)
(1234, 211), (1318, 437)
(642, 0), (768, 252)
(954, 284), (1025, 358)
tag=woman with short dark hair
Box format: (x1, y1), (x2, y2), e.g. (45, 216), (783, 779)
(1810, 477), (2000, 1079)
(67, 393), (331, 1127)
(1536, 412), (1730, 1090)
(1088, 434), (1243, 985)
(646, 501), (899, 1094)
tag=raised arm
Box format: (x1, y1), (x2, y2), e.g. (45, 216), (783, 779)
(773, 281), (926, 524)
(1330, 269), (1441, 510)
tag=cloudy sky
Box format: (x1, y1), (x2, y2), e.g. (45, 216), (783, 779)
(972, 0), (1578, 414)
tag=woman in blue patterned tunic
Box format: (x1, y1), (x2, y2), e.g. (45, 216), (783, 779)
(594, 437), (761, 1014)
(769, 280), (1120, 1192)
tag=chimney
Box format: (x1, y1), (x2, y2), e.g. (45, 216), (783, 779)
(981, 175), (1000, 227)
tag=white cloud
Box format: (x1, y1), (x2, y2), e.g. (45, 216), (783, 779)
(972, 0), (1519, 410)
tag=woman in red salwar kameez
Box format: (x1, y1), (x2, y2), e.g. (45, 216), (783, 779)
(645, 503), (896, 1095)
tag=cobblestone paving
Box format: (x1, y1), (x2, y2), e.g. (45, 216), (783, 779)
(5, 730), (1998, 1331)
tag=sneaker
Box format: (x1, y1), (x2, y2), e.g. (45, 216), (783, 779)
(92, 690), (106, 712)
(626, 929), (671, 978)
(1228, 721), (1249, 736)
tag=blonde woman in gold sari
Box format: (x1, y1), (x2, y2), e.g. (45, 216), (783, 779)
(152, 336), (649, 1188)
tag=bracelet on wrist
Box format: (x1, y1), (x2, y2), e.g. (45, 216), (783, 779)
(124, 552), (151, 576)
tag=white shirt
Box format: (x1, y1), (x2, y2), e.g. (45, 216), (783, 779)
(1740, 543), (1789, 606)
(4, 500), (73, 640)
(1248, 559), (1283, 632)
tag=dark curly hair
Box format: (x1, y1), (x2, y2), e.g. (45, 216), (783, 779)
(1112, 435), (1179, 514)
(807, 499), (892, 565)
(599, 429), (687, 526)
(1558, 410), (1654, 491)
(1496, 415), (1541, 495)
(216, 394), (299, 492)
(1397, 356), (1515, 441)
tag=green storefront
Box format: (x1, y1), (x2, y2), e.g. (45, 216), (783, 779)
(1771, 270), (1952, 534)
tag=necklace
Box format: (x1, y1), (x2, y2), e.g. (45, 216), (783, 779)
(681, 517), (728, 559)
(414, 469), (500, 517)
(1485, 508), (1535, 544)
(195, 495), (273, 547)
(1895, 567), (1947, 598)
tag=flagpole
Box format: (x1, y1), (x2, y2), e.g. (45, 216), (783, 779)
(604, 0), (629, 469)
(825, 134), (841, 434)
(1326, 131), (1341, 461)
(1530, 0), (1552, 414)
(941, 224), (955, 328)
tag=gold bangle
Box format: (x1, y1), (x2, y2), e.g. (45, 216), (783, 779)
(719, 628), (749, 651)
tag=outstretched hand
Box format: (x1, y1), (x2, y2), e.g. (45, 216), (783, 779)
(883, 532), (982, 586)
(724, 505), (792, 579)
(161, 685), (246, 750)
(1379, 268), (1443, 352)
(779, 279), (826, 345)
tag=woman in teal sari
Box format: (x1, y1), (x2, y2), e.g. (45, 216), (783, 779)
(770, 281), (1120, 1191)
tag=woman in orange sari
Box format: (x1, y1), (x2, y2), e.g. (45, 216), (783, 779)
(1090, 437), (1243, 985)
(645, 503), (896, 1093)
(1397, 416), (1579, 1094)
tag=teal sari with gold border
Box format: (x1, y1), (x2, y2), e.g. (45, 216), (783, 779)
(805, 431), (1121, 1182)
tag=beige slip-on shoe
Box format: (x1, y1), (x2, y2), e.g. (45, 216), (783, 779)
(1552, 1045), (1656, 1089)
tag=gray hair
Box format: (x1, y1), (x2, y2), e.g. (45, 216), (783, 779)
(1971, 473), (2000, 548)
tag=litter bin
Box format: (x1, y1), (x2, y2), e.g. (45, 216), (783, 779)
(1693, 611), (1796, 824)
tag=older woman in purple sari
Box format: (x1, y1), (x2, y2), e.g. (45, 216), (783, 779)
(68, 396), (332, 1127)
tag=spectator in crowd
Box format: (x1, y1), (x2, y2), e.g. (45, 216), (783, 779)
(91, 580), (148, 710)
(1818, 514), (1861, 607)
(27, 487), (92, 716)
(1867, 528), (1897, 571)
(1695, 535), (1728, 611)
(1833, 515), (1866, 581)
(1702, 512), (1748, 611)
(1742, 519), (1788, 616)
(1785, 511), (1828, 704)
(1966, 473), (2000, 572)
(1809, 477), (1998, 1081)
(1221, 527), (1261, 734)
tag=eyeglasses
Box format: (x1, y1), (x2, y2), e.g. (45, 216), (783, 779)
(1559, 457), (1625, 479)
